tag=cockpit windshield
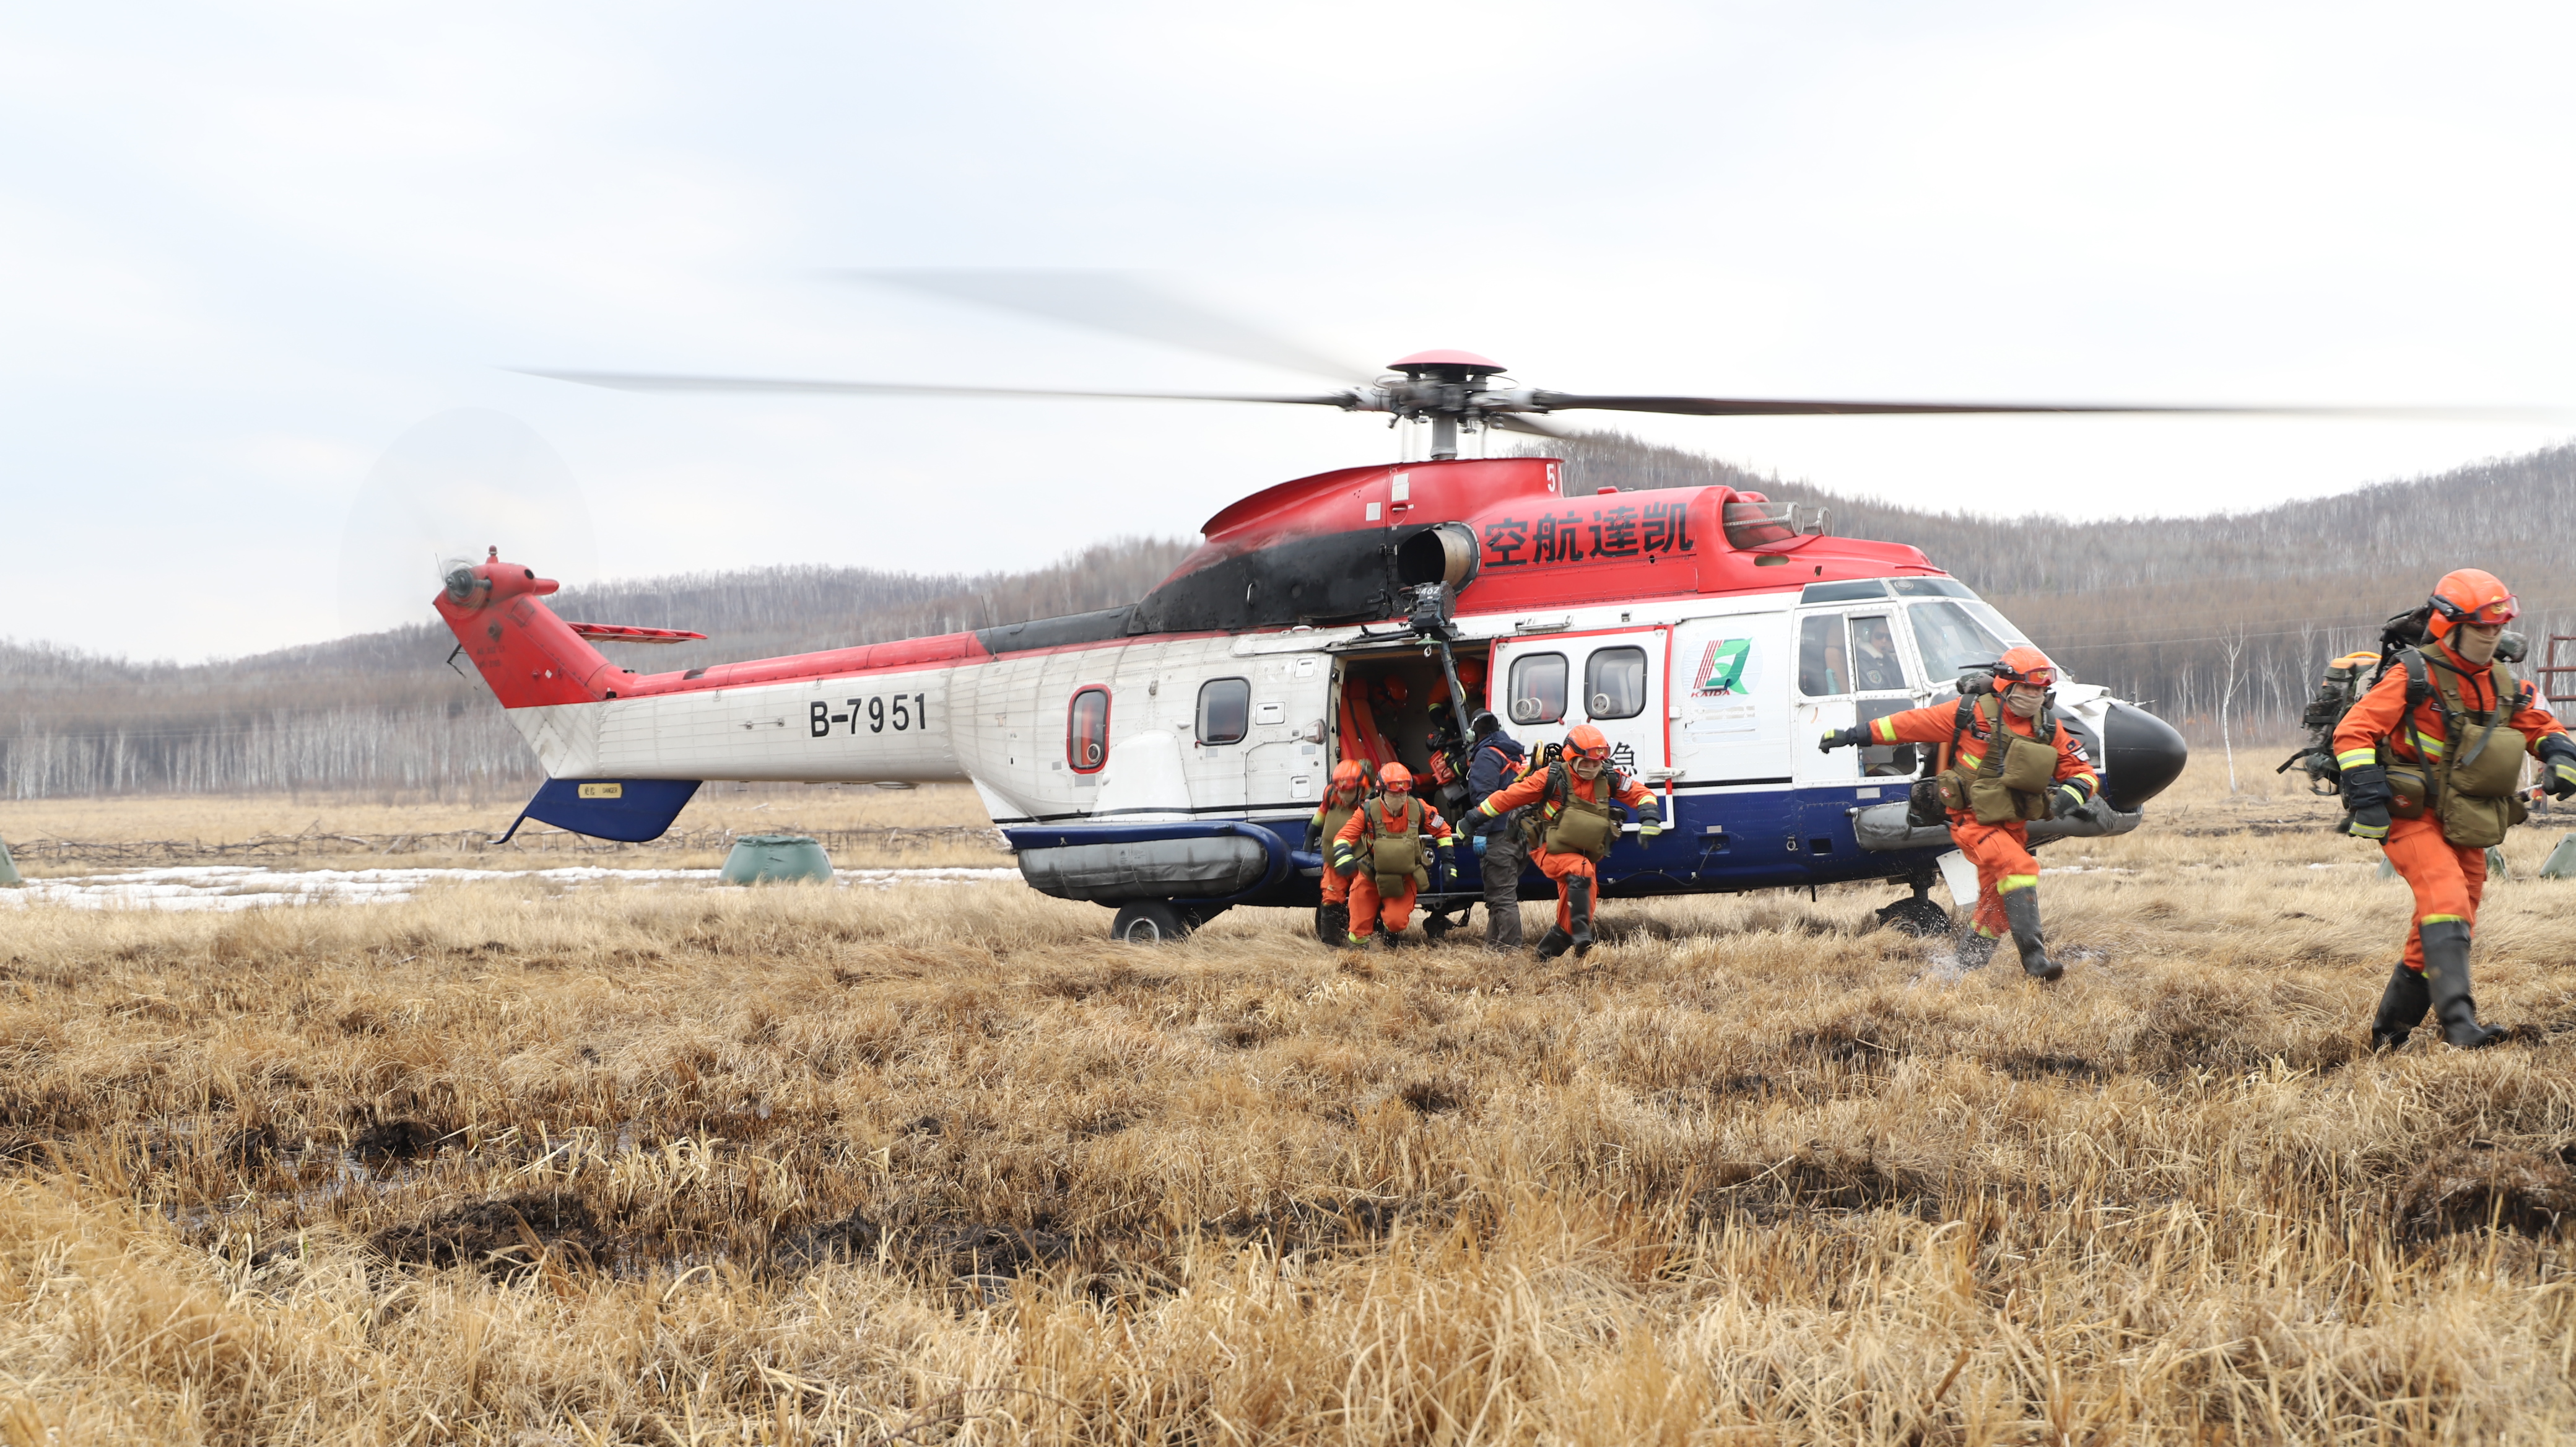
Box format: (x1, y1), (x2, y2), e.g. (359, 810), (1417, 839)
(1908, 600), (2014, 679)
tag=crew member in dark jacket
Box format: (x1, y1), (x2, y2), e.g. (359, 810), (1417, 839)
(1464, 712), (1530, 951)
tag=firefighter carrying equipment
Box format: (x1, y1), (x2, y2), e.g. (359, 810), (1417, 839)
(1953, 694), (2071, 824)
(2336, 642), (2564, 849)
(1474, 751), (1663, 862)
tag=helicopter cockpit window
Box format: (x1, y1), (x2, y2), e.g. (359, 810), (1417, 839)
(1508, 652), (1568, 725)
(1797, 614), (1850, 696)
(1585, 647), (1648, 720)
(1848, 615), (1907, 692)
(1196, 677), (1250, 745)
(1887, 577), (1975, 599)
(1908, 601), (2011, 679)
(1067, 686), (1110, 773)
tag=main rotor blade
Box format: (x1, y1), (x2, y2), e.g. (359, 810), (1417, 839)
(1526, 392), (2561, 420)
(518, 369), (1355, 408)
(839, 269), (1375, 383)
(1484, 411), (1577, 439)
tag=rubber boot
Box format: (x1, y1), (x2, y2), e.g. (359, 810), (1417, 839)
(1316, 903), (1348, 947)
(1534, 926), (1573, 961)
(2369, 961), (2430, 1051)
(2421, 920), (2505, 1049)
(1567, 877), (1596, 959)
(1955, 929), (1998, 971)
(2002, 887), (2061, 981)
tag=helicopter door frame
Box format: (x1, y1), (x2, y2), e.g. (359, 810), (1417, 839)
(1490, 626), (1671, 778)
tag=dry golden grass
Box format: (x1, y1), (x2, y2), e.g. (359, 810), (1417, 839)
(4, 756), (2576, 1443)
(0, 782), (1005, 874)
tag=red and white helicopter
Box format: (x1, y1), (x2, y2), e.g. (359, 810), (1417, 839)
(443, 277), (2217, 940)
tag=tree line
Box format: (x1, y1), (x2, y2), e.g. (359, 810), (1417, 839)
(1531, 431), (2576, 740)
(10, 438), (2572, 800)
(1, 538), (1188, 800)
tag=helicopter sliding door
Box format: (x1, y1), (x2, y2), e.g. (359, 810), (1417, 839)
(1491, 628), (1668, 776)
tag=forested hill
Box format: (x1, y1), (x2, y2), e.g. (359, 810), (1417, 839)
(1533, 432), (2576, 733)
(7, 442), (2571, 798)
(0, 538), (1190, 800)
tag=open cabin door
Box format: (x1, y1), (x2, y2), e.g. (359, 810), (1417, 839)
(1491, 627), (1669, 780)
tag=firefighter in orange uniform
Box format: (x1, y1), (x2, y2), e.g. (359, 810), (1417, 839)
(1470, 724), (1663, 960)
(1331, 763), (1456, 946)
(2333, 570), (2576, 1049)
(1824, 646), (2097, 979)
(1304, 760), (1373, 945)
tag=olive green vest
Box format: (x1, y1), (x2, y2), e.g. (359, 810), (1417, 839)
(1364, 797), (1429, 891)
(2384, 653), (2530, 848)
(1938, 694), (2059, 824)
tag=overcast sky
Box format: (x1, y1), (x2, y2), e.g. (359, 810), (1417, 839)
(9, 2), (2574, 660)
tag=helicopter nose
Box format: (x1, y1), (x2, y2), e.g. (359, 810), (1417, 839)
(2097, 701), (2190, 810)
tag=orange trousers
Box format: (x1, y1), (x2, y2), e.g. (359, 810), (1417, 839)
(1320, 865), (1351, 906)
(1531, 845), (1599, 932)
(2382, 815), (2488, 971)
(1346, 873), (1418, 938)
(1949, 816), (2040, 938)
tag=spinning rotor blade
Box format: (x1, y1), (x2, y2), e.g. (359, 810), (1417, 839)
(1523, 393), (2555, 420)
(1484, 411), (1576, 439)
(520, 369), (1354, 408)
(839, 269), (1375, 383)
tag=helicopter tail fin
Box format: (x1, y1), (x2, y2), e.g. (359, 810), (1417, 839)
(432, 555), (622, 709)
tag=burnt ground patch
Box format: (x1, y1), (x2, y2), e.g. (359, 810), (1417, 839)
(370, 1192), (609, 1279)
(1695, 1147), (1948, 1223)
(2394, 1143), (2576, 1241)
(350, 1118), (445, 1161)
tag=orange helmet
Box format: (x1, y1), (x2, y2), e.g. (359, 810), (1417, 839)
(1330, 759), (1368, 791)
(1565, 724), (1611, 761)
(1994, 646), (2057, 688)
(1378, 762), (1413, 792)
(1456, 658), (1486, 689)
(2427, 568), (2517, 641)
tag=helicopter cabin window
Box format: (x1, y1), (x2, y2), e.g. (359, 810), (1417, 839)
(1196, 677), (1250, 745)
(1908, 601), (2012, 681)
(1797, 614), (1849, 696)
(1887, 576), (1975, 599)
(1847, 615), (1907, 693)
(1585, 647), (1648, 720)
(1508, 652), (1568, 725)
(1066, 686), (1110, 774)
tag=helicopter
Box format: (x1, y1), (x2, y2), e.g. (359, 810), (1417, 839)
(442, 275), (2227, 941)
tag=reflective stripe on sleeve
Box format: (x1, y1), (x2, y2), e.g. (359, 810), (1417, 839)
(1871, 716), (1897, 743)
(2334, 748), (2377, 771)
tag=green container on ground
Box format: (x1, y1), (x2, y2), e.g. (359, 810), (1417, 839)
(720, 834), (834, 885)
(2543, 833), (2576, 881)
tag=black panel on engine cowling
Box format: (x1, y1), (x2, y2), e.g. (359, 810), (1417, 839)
(1128, 523), (1448, 634)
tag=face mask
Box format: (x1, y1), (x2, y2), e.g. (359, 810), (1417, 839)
(1572, 758), (1605, 778)
(2004, 686), (2045, 718)
(2455, 626), (2503, 666)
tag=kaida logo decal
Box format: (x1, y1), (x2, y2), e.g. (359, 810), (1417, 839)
(1694, 638), (1752, 696)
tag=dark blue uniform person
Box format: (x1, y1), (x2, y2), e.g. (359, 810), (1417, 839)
(1464, 712), (1530, 951)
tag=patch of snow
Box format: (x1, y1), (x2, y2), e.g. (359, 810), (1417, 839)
(0, 864), (1027, 912)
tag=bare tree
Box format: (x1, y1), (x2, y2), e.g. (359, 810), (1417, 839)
(2218, 621), (2250, 793)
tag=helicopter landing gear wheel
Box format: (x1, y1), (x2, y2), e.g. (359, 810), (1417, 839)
(1876, 894), (1952, 938)
(1111, 901), (1191, 944)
